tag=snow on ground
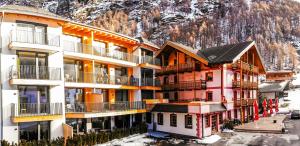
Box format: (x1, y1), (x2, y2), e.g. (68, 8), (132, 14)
(96, 133), (155, 146)
(280, 73), (300, 112)
(194, 135), (221, 144)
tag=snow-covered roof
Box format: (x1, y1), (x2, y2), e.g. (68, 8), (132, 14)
(0, 5), (66, 21)
(259, 81), (289, 93)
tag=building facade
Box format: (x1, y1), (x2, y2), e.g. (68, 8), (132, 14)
(0, 5), (160, 143)
(149, 41), (265, 138)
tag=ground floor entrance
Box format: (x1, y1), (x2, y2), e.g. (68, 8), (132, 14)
(66, 114), (144, 134)
(19, 121), (50, 141)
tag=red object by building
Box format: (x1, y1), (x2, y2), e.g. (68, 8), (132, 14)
(269, 99), (273, 115)
(275, 97), (279, 113)
(253, 100), (259, 120)
(262, 99), (268, 117)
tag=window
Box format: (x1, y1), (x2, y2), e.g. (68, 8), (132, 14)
(228, 111), (232, 120)
(206, 72), (213, 81)
(170, 114), (177, 127)
(205, 115), (210, 127)
(206, 92), (213, 101)
(219, 113), (223, 124)
(185, 115), (193, 129)
(157, 113), (163, 125)
(146, 112), (152, 124)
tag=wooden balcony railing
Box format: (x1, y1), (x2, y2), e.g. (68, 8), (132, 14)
(232, 61), (259, 74)
(156, 63), (198, 75)
(234, 99), (257, 107)
(162, 80), (206, 91)
(232, 80), (241, 88)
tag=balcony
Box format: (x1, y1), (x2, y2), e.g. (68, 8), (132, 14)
(9, 29), (60, 53)
(232, 80), (241, 88)
(140, 55), (161, 69)
(250, 82), (258, 89)
(63, 41), (138, 67)
(234, 99), (257, 107)
(64, 70), (139, 89)
(11, 103), (63, 123)
(65, 101), (146, 118)
(232, 61), (259, 74)
(141, 77), (161, 90)
(156, 63), (197, 75)
(162, 80), (206, 91)
(9, 65), (61, 86)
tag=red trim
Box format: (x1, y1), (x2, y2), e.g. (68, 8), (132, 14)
(221, 66), (224, 101)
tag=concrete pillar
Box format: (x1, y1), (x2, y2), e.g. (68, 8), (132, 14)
(111, 116), (115, 131)
(86, 118), (92, 133)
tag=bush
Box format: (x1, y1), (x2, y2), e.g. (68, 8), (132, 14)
(221, 119), (242, 130)
(1, 122), (148, 146)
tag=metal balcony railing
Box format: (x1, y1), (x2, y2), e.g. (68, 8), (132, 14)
(10, 29), (60, 47)
(63, 41), (139, 63)
(65, 101), (146, 113)
(64, 70), (139, 86)
(9, 65), (61, 80)
(11, 103), (63, 117)
(141, 55), (161, 66)
(141, 77), (161, 86)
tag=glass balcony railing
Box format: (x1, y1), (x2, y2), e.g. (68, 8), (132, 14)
(141, 55), (161, 66)
(63, 41), (139, 63)
(10, 29), (60, 47)
(65, 101), (145, 113)
(11, 103), (63, 117)
(64, 70), (139, 86)
(9, 65), (61, 80)
(141, 77), (161, 86)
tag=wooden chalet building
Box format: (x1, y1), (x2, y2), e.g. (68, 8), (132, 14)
(149, 41), (266, 138)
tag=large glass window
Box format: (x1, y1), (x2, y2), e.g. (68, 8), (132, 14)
(17, 51), (49, 80)
(94, 63), (109, 84)
(64, 59), (83, 82)
(16, 22), (46, 45)
(18, 86), (49, 114)
(65, 88), (83, 112)
(19, 121), (50, 141)
(115, 90), (128, 101)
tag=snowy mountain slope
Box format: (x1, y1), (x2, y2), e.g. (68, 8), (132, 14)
(1, 0), (300, 70)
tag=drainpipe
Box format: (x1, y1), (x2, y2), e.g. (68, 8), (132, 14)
(221, 65), (224, 101)
(0, 10), (4, 140)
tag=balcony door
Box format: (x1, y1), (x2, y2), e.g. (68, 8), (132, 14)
(17, 51), (48, 79)
(18, 86), (49, 115)
(16, 22), (46, 45)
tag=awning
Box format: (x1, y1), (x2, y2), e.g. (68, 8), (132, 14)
(209, 104), (227, 113)
(151, 104), (188, 113)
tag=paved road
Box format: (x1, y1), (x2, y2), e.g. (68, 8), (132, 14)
(284, 117), (300, 146)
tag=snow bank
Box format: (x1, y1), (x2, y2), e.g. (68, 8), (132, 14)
(194, 135), (221, 144)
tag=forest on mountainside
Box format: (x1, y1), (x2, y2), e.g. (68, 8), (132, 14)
(2, 0), (300, 70)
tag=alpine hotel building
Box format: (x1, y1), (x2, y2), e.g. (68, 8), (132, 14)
(0, 5), (265, 143)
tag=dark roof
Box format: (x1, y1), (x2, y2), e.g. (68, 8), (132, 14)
(199, 41), (254, 65)
(259, 81), (289, 93)
(151, 104), (188, 113)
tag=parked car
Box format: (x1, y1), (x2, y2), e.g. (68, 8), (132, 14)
(291, 110), (300, 119)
